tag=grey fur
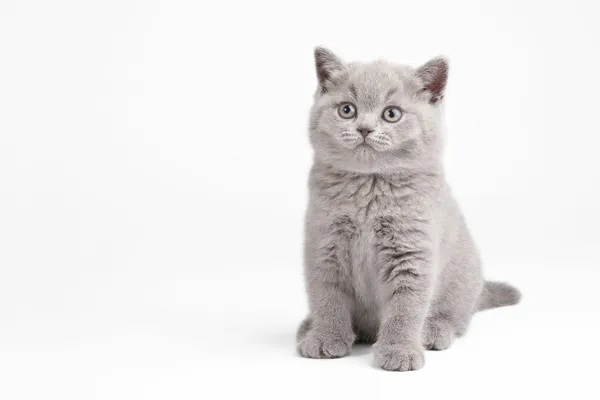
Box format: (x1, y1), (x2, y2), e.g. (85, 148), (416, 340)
(296, 48), (521, 371)
(477, 281), (522, 311)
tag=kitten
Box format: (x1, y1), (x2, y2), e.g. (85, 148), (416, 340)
(296, 48), (521, 371)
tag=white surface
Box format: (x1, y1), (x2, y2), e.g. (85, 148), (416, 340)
(1, 0), (599, 399)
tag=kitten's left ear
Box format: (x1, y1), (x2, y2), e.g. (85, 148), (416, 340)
(314, 47), (345, 93)
(415, 57), (449, 104)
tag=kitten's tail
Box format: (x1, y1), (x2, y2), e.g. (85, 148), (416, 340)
(477, 281), (521, 311)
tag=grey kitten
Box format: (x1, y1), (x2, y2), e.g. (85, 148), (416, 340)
(296, 48), (521, 371)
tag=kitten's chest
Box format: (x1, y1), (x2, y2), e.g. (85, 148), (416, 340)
(323, 174), (412, 218)
(327, 177), (403, 276)
(318, 172), (422, 271)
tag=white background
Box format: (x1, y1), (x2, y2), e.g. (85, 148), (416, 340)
(1, 0), (599, 399)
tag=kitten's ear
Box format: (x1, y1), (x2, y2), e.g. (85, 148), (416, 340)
(314, 47), (345, 93)
(415, 57), (449, 104)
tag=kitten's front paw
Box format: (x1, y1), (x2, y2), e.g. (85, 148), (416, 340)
(373, 343), (425, 371)
(297, 332), (352, 359)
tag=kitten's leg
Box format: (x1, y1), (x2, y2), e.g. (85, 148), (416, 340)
(423, 243), (483, 350)
(297, 218), (356, 359)
(372, 216), (433, 372)
(297, 280), (355, 359)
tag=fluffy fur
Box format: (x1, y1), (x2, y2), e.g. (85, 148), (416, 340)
(297, 48), (520, 371)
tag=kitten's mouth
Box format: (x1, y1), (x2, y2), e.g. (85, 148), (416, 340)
(355, 142), (381, 153)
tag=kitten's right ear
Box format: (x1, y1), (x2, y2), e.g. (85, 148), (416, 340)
(314, 47), (345, 93)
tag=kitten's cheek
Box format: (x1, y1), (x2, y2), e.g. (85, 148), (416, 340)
(337, 136), (362, 150)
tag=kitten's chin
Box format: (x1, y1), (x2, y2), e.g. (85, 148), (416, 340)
(331, 146), (387, 174)
(315, 146), (403, 174)
(353, 143), (377, 159)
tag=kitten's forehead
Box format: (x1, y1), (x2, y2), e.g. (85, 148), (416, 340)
(337, 61), (417, 107)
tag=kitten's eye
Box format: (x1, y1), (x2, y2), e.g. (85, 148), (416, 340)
(338, 103), (357, 119)
(382, 106), (403, 123)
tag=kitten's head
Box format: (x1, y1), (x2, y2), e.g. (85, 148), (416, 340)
(309, 47), (448, 174)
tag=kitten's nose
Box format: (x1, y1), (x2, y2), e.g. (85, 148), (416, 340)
(356, 127), (374, 138)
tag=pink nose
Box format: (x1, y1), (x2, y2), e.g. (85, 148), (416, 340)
(356, 127), (374, 138)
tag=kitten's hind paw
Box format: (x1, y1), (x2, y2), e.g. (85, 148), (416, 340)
(422, 319), (456, 351)
(297, 332), (352, 359)
(373, 343), (425, 371)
